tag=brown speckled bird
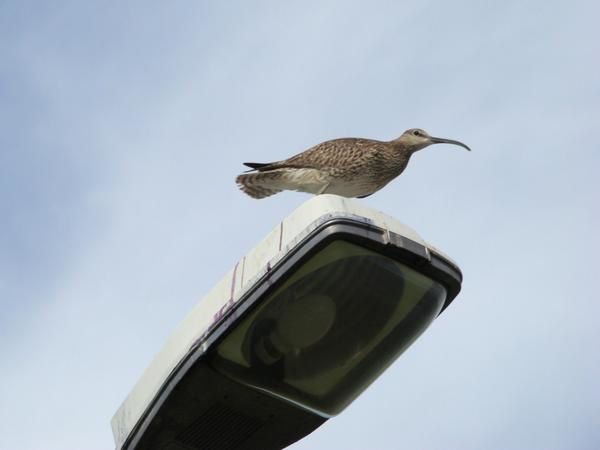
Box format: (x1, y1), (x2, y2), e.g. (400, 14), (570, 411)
(236, 128), (470, 199)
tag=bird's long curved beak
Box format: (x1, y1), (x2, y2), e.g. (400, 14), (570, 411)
(429, 136), (471, 151)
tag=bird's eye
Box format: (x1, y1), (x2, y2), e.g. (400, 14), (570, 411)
(412, 130), (421, 136)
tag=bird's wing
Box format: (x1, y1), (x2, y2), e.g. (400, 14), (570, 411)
(244, 138), (384, 172)
(243, 162), (271, 170)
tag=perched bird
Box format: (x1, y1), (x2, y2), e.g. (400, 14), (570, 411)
(236, 128), (470, 199)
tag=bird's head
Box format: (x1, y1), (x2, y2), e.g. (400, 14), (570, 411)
(395, 128), (471, 153)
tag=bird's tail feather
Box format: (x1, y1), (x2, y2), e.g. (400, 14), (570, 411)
(236, 172), (283, 199)
(236, 167), (329, 199)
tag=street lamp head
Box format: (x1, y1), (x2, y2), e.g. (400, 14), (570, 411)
(112, 195), (463, 450)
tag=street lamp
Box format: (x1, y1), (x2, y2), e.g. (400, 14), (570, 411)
(112, 195), (462, 450)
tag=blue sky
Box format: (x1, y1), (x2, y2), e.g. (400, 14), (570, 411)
(1, 1), (599, 449)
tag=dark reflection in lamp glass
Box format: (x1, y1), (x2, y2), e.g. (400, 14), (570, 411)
(210, 241), (446, 416)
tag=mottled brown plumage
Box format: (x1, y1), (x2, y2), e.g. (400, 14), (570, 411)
(236, 128), (470, 199)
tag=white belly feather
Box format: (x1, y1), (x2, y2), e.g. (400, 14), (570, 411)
(269, 168), (380, 197)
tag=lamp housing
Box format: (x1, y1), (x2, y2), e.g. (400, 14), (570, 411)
(112, 195), (462, 450)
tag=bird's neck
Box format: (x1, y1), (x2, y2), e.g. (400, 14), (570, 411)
(389, 140), (416, 159)
(375, 142), (412, 179)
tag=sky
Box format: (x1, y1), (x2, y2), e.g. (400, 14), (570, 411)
(1, 1), (599, 449)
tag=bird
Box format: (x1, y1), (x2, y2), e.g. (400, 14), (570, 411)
(235, 128), (470, 199)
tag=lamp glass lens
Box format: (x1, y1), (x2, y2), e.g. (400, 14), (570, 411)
(210, 240), (446, 416)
